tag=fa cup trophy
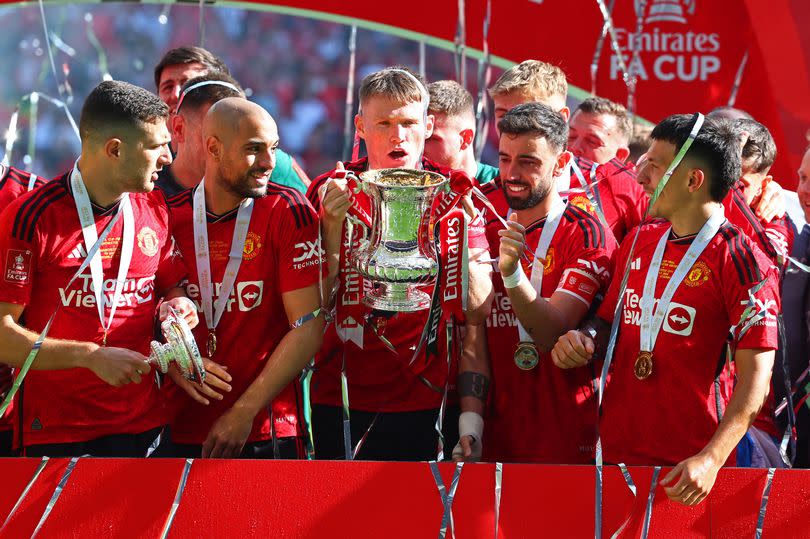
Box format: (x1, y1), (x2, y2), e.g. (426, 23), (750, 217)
(148, 306), (206, 384)
(346, 168), (448, 312)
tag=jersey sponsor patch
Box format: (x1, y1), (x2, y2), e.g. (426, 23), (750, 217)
(557, 267), (600, 306)
(5, 249), (32, 284)
(292, 239), (324, 270)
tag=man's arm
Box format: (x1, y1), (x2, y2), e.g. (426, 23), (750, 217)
(0, 302), (150, 386)
(452, 323), (491, 462)
(660, 348), (774, 506)
(202, 284), (325, 458)
(317, 163), (351, 308)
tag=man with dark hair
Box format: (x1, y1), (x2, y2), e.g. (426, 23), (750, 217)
(553, 114), (779, 504)
(568, 96), (632, 164)
(708, 105), (754, 122)
(453, 102), (616, 464)
(0, 81), (200, 457)
(424, 80), (498, 184)
(0, 164), (46, 455)
(158, 72), (245, 197)
(723, 118), (795, 265)
(164, 98), (324, 459)
(154, 46), (229, 114)
(154, 47), (311, 195)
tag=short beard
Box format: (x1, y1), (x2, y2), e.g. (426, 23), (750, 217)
(224, 175), (269, 200)
(502, 180), (552, 211)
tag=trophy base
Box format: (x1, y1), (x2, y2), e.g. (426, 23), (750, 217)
(363, 282), (431, 312)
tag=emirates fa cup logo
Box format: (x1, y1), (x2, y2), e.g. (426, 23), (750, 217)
(636, 0), (695, 24)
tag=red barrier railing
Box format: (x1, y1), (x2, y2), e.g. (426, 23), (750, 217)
(0, 459), (807, 538)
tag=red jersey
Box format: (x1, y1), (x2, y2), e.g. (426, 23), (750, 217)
(0, 173), (186, 447)
(477, 180), (617, 463)
(567, 157), (646, 243)
(597, 220), (780, 465)
(0, 165), (46, 433)
(306, 157), (451, 412)
(165, 185), (322, 444)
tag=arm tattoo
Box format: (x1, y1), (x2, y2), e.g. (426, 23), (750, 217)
(458, 371), (490, 402)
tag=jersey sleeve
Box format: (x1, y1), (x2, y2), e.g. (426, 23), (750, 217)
(555, 210), (618, 307)
(0, 200), (39, 306)
(724, 244), (781, 351)
(596, 227), (636, 323)
(278, 197), (325, 294)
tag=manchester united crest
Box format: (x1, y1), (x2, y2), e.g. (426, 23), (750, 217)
(542, 246), (555, 275)
(243, 231), (263, 261)
(684, 260), (711, 287)
(137, 227), (159, 257)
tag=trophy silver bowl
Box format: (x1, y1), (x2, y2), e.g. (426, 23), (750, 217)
(148, 306), (206, 384)
(350, 168), (448, 312)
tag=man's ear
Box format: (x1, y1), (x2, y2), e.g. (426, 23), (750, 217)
(172, 114), (186, 144)
(688, 168), (706, 193)
(615, 146), (631, 162)
(459, 128), (475, 151)
(205, 135), (222, 161)
(554, 150), (573, 177)
(103, 138), (122, 160)
(354, 113), (366, 140)
(424, 113), (435, 139)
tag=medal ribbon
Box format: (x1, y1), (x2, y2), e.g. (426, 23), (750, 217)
(639, 207), (725, 354)
(71, 165), (135, 343)
(513, 199), (567, 345)
(192, 179), (254, 351)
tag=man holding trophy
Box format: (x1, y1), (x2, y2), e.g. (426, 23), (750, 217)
(164, 98), (326, 459)
(0, 81), (199, 457)
(307, 67), (490, 461)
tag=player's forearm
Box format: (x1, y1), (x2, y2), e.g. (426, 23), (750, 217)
(465, 252), (494, 325)
(458, 324), (490, 416)
(320, 218), (344, 307)
(699, 350), (773, 465)
(230, 317), (325, 419)
(505, 282), (567, 351)
(0, 314), (97, 371)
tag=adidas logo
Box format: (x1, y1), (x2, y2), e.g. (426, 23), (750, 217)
(630, 258), (642, 271)
(67, 244), (87, 260)
(31, 417), (42, 430)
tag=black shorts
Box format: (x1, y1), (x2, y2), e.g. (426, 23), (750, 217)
(312, 404), (440, 461)
(158, 436), (301, 459)
(23, 427), (164, 458)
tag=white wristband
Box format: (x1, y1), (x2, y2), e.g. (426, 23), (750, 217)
(501, 264), (527, 289)
(458, 411), (484, 442)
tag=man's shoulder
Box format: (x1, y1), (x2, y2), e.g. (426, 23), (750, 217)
(2, 173), (70, 242)
(715, 221), (776, 286)
(262, 183), (317, 229)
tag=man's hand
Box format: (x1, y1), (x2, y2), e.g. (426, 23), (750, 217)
(159, 297), (199, 329)
(319, 161), (352, 228)
(753, 180), (786, 222)
(452, 434), (483, 463)
(167, 358), (232, 405)
(551, 330), (594, 369)
(85, 347), (151, 387)
(659, 451), (721, 506)
(498, 214), (526, 278)
(202, 407), (255, 458)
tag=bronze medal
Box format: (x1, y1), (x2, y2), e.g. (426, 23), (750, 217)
(207, 330), (217, 358)
(634, 351), (653, 380)
(514, 342), (540, 370)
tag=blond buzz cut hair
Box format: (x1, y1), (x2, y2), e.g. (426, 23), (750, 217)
(488, 59), (568, 102)
(359, 66), (428, 108)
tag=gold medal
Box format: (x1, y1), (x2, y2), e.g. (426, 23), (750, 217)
(634, 351), (653, 380)
(207, 330), (217, 358)
(514, 342), (540, 370)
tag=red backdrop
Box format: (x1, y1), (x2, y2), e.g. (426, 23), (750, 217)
(1, 459), (809, 538)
